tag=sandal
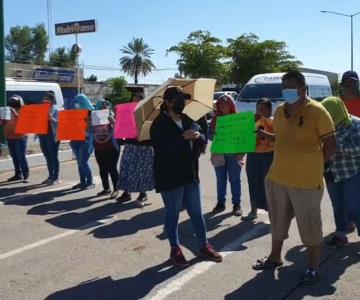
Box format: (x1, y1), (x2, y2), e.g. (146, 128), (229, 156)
(252, 257), (283, 270)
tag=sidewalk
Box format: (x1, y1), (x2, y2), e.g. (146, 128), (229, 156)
(0, 149), (74, 174)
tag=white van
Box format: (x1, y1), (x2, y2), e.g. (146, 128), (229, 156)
(235, 72), (332, 113)
(5, 78), (64, 108)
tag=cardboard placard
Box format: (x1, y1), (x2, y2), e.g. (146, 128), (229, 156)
(15, 103), (51, 134)
(57, 109), (89, 141)
(211, 112), (256, 154)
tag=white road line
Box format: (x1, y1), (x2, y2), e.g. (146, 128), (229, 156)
(0, 216), (117, 261)
(146, 223), (269, 300)
(0, 176), (101, 205)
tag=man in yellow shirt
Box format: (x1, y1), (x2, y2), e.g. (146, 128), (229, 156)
(253, 71), (336, 285)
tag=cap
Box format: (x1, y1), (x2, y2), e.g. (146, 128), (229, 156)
(9, 94), (24, 105)
(163, 87), (191, 101)
(342, 70), (359, 82)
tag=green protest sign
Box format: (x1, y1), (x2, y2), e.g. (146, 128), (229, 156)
(211, 112), (256, 153)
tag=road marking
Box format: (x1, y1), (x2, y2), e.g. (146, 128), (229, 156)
(0, 215), (117, 261)
(0, 176), (101, 205)
(146, 223), (269, 300)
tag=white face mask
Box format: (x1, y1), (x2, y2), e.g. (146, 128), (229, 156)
(74, 103), (80, 109)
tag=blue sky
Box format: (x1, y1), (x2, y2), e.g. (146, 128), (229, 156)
(4, 0), (360, 83)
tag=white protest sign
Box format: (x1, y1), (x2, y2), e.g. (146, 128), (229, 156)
(0, 107), (11, 120)
(91, 109), (110, 126)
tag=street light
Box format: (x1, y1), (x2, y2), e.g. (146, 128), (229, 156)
(320, 10), (360, 71)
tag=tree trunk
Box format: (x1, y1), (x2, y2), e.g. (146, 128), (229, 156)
(134, 71), (138, 85)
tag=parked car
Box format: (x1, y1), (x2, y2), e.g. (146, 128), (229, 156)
(5, 78), (64, 108)
(235, 72), (332, 113)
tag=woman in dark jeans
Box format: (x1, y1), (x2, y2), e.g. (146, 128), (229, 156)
(93, 99), (120, 198)
(0, 95), (29, 182)
(38, 91), (61, 185)
(150, 86), (222, 267)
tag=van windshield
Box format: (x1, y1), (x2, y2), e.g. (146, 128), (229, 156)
(238, 84), (283, 101)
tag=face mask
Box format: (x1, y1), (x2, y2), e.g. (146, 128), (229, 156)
(173, 99), (185, 114)
(74, 103), (80, 109)
(282, 89), (300, 104)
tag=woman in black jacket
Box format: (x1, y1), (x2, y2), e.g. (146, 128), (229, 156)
(150, 87), (222, 267)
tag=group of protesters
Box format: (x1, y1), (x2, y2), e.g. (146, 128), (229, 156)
(1, 69), (360, 285)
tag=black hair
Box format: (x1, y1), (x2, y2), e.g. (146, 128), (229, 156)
(44, 91), (55, 102)
(282, 71), (306, 87)
(256, 98), (272, 112)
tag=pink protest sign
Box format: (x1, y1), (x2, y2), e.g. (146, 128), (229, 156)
(114, 103), (138, 139)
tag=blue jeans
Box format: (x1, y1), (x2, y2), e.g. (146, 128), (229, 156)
(71, 141), (93, 185)
(7, 137), (29, 177)
(326, 171), (360, 236)
(39, 134), (60, 180)
(160, 183), (208, 247)
(214, 155), (241, 206)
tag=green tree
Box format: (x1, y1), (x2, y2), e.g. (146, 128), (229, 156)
(167, 30), (227, 82)
(105, 77), (132, 105)
(85, 74), (98, 82)
(48, 47), (77, 68)
(227, 33), (302, 84)
(5, 24), (48, 64)
(120, 38), (155, 84)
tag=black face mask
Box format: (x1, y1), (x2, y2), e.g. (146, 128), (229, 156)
(173, 98), (185, 114)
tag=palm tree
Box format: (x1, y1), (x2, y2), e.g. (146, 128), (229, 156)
(120, 38), (155, 84)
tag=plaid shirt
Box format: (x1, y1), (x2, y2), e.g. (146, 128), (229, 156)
(327, 116), (360, 183)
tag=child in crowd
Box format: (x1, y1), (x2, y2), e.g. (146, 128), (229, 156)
(242, 98), (274, 221)
(209, 95), (243, 216)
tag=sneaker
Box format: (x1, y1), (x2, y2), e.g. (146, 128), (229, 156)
(97, 189), (111, 197)
(71, 183), (83, 190)
(199, 244), (223, 262)
(233, 205), (243, 217)
(41, 178), (52, 185)
(50, 179), (62, 185)
(110, 190), (120, 199)
(7, 175), (23, 182)
(212, 202), (226, 213)
(301, 269), (320, 285)
(81, 183), (96, 190)
(326, 235), (349, 249)
(170, 246), (189, 267)
(23, 175), (29, 183)
(117, 192), (132, 203)
(135, 192), (148, 207)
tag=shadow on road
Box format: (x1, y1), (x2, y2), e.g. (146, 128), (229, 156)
(90, 207), (165, 239)
(45, 260), (198, 300)
(44, 201), (139, 230)
(225, 240), (360, 300)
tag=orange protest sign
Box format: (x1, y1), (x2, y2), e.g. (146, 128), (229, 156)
(15, 103), (51, 134)
(57, 110), (89, 141)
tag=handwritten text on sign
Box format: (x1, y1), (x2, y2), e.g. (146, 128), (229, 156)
(211, 112), (256, 154)
(57, 109), (89, 141)
(114, 103), (138, 139)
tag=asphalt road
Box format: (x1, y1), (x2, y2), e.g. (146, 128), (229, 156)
(0, 152), (360, 300)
